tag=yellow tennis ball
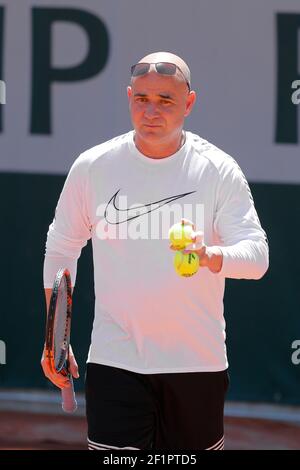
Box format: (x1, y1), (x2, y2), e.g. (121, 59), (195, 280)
(169, 223), (194, 250)
(174, 251), (200, 277)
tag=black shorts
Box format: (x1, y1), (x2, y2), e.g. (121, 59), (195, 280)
(85, 363), (229, 451)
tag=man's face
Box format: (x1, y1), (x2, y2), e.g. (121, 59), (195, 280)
(127, 69), (195, 147)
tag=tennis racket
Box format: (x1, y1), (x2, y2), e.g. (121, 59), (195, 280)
(44, 268), (77, 413)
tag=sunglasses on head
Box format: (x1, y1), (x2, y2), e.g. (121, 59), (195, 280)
(131, 62), (191, 91)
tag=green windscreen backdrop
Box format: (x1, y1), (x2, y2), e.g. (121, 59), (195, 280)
(0, 173), (299, 405)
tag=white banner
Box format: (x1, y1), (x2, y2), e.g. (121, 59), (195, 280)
(0, 0), (299, 182)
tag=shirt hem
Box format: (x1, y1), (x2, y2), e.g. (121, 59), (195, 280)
(86, 357), (228, 374)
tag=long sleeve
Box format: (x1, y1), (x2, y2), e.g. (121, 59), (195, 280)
(43, 155), (91, 288)
(214, 160), (269, 280)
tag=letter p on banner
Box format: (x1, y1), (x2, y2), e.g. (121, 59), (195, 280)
(31, 7), (110, 134)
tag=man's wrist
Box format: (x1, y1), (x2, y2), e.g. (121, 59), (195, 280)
(206, 246), (223, 273)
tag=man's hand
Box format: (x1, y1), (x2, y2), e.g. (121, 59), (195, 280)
(169, 218), (223, 274)
(184, 243), (223, 273)
(41, 344), (79, 390)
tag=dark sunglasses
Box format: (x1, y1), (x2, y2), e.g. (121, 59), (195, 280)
(131, 62), (191, 91)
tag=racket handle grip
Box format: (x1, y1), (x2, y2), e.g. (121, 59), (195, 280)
(62, 376), (77, 413)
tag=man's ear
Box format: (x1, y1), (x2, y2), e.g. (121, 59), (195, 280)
(184, 90), (197, 117)
(127, 86), (132, 102)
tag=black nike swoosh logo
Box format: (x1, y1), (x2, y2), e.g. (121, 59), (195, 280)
(104, 189), (197, 225)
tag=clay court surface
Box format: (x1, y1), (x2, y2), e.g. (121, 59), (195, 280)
(1, 405), (300, 450)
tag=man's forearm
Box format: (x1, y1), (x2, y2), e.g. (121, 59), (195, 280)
(43, 254), (78, 291)
(217, 239), (269, 279)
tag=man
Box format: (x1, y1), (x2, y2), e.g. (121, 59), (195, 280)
(41, 51), (269, 450)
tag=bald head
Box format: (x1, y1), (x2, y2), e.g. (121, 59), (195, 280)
(132, 51), (191, 90)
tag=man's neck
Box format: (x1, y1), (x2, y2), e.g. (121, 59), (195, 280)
(134, 131), (186, 159)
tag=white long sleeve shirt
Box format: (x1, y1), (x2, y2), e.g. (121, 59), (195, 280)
(43, 131), (269, 374)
